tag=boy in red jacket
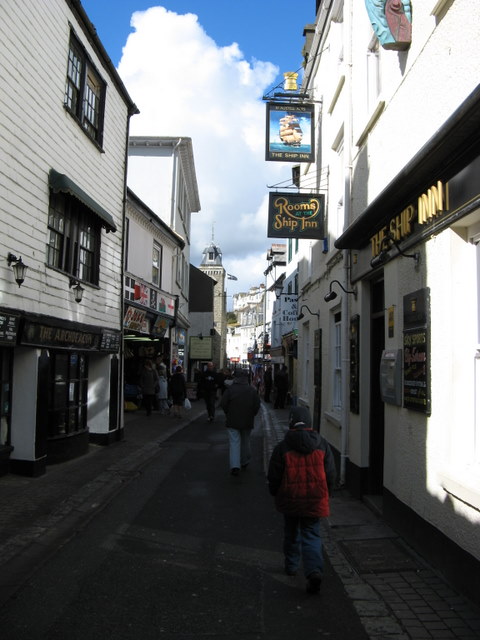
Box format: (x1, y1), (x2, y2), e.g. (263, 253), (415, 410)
(267, 406), (336, 593)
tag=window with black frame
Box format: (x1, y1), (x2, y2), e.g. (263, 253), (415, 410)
(47, 190), (100, 284)
(49, 352), (88, 438)
(64, 32), (105, 146)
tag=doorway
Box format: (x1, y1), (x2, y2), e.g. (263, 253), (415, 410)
(369, 278), (385, 494)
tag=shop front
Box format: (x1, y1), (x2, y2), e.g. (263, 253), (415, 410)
(335, 85), (480, 603)
(0, 312), (18, 475)
(123, 301), (174, 409)
(2, 310), (122, 477)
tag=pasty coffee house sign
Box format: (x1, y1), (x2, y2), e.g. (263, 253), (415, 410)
(267, 192), (325, 240)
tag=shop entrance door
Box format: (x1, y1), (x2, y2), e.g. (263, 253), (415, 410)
(369, 278), (385, 494)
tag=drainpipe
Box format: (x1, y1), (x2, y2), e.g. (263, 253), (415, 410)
(170, 138), (183, 229)
(340, 0), (353, 486)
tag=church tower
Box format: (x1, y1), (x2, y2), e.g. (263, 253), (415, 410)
(199, 239), (226, 368)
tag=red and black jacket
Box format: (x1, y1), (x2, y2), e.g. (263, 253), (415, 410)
(267, 427), (336, 518)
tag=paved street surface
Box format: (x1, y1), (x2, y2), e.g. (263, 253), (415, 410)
(0, 400), (478, 639)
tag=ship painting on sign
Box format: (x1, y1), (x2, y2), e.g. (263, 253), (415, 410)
(279, 113), (303, 147)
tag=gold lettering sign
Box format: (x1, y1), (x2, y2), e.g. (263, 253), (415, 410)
(370, 181), (447, 257)
(268, 192), (325, 240)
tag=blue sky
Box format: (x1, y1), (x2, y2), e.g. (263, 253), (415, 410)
(80, 1), (316, 297)
(82, 0), (314, 90)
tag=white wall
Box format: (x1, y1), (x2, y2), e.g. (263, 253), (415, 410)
(0, 0), (130, 330)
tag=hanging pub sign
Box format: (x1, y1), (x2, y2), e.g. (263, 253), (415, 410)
(267, 192), (325, 239)
(265, 102), (315, 163)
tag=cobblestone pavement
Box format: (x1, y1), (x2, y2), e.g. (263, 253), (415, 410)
(0, 400), (479, 639)
(262, 403), (480, 639)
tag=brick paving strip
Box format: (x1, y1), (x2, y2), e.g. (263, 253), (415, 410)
(261, 405), (480, 640)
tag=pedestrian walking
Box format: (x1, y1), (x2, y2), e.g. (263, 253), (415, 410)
(139, 359), (159, 416)
(156, 363), (170, 415)
(267, 406), (337, 594)
(198, 361), (219, 421)
(264, 365), (273, 402)
(220, 367), (260, 476)
(274, 364), (289, 408)
(169, 365), (187, 419)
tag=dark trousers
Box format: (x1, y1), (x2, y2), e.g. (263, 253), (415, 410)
(143, 394), (155, 415)
(204, 392), (216, 418)
(274, 389), (287, 408)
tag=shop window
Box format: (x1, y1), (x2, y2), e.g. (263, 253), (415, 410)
(64, 32), (105, 146)
(0, 350), (12, 446)
(47, 191), (101, 284)
(49, 352), (88, 438)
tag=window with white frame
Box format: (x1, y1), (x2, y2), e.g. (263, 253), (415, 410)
(332, 311), (342, 410)
(124, 276), (135, 301)
(366, 36), (381, 113)
(331, 133), (345, 239)
(176, 252), (189, 292)
(152, 243), (162, 287)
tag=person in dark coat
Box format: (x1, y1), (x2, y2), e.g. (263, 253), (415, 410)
(220, 368), (260, 476)
(274, 365), (289, 408)
(169, 365), (186, 419)
(264, 365), (273, 402)
(267, 406), (336, 594)
(139, 359), (159, 416)
(198, 361), (219, 422)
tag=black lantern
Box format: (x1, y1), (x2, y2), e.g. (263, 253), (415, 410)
(7, 253), (28, 287)
(69, 278), (84, 303)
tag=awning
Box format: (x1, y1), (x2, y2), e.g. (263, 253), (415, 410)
(49, 169), (117, 232)
(335, 83), (480, 249)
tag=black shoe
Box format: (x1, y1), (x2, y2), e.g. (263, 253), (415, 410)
(306, 572), (322, 594)
(230, 467), (240, 476)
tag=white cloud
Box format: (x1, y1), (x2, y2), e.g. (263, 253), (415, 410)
(117, 6), (288, 298)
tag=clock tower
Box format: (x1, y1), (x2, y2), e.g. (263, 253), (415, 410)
(199, 240), (226, 368)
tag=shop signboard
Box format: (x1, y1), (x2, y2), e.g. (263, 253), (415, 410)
(124, 306), (147, 332)
(267, 192), (325, 240)
(265, 102), (315, 163)
(21, 320), (100, 350)
(403, 288), (431, 415)
(190, 336), (213, 360)
(0, 312), (19, 345)
(100, 330), (121, 352)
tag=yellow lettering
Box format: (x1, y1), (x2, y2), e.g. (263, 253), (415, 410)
(418, 181), (445, 225)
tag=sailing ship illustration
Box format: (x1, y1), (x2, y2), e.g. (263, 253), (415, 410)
(279, 113), (303, 147)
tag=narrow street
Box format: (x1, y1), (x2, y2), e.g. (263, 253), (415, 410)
(0, 412), (369, 639)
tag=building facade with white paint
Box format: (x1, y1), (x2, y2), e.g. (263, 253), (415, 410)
(296, 0), (480, 602)
(0, 0), (138, 475)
